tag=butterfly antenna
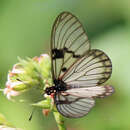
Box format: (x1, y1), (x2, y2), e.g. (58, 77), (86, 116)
(29, 108), (35, 121)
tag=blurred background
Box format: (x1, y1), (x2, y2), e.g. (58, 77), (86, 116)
(0, 0), (130, 130)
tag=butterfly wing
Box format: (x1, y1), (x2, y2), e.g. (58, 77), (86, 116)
(54, 49), (113, 118)
(54, 85), (114, 118)
(51, 12), (90, 80)
(61, 49), (112, 87)
(65, 85), (114, 98)
(54, 93), (95, 118)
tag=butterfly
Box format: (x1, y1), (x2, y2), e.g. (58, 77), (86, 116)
(45, 12), (114, 118)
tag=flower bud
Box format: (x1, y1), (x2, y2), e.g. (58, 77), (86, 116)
(11, 64), (25, 74)
(4, 81), (21, 100)
(31, 98), (51, 109)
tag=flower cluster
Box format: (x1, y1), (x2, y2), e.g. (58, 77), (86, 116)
(3, 53), (65, 130)
(3, 64), (25, 100)
(4, 54), (52, 101)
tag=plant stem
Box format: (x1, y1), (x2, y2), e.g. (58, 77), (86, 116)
(53, 112), (66, 130)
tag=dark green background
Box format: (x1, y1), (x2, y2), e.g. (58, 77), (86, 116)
(0, 0), (130, 130)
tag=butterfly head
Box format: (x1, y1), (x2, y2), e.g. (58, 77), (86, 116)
(45, 79), (67, 95)
(45, 87), (55, 95)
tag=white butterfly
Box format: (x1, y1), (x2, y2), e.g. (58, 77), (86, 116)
(45, 12), (114, 118)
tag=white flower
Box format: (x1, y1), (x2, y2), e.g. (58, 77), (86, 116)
(11, 69), (24, 74)
(3, 81), (22, 100)
(11, 64), (25, 74)
(6, 81), (23, 89)
(40, 54), (50, 58)
(4, 88), (20, 100)
(38, 54), (50, 62)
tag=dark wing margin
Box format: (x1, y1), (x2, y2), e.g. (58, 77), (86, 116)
(51, 12), (90, 80)
(62, 49), (112, 87)
(54, 93), (95, 118)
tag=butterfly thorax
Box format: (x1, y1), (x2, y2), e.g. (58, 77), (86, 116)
(45, 79), (67, 95)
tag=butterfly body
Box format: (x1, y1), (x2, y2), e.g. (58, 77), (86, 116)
(45, 12), (114, 118)
(45, 79), (67, 95)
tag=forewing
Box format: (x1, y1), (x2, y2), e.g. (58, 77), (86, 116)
(54, 93), (95, 118)
(51, 12), (90, 79)
(62, 49), (112, 87)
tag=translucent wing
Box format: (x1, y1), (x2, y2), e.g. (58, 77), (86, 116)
(51, 12), (90, 80)
(54, 85), (114, 118)
(65, 85), (114, 98)
(54, 93), (95, 118)
(61, 49), (112, 87)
